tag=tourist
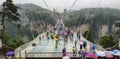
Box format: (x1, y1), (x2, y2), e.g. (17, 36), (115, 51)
(68, 33), (73, 41)
(64, 35), (68, 44)
(62, 47), (66, 57)
(81, 49), (87, 59)
(46, 31), (50, 42)
(83, 41), (87, 49)
(72, 46), (76, 56)
(90, 44), (92, 52)
(39, 35), (41, 44)
(51, 33), (54, 40)
(77, 33), (80, 40)
(92, 44), (96, 52)
(39, 35), (41, 41)
(74, 39), (77, 47)
(6, 56), (12, 59)
(79, 41), (83, 50)
(55, 40), (58, 49)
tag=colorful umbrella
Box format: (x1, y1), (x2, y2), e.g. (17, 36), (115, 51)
(109, 51), (115, 55)
(87, 52), (96, 58)
(96, 51), (105, 57)
(114, 52), (120, 56)
(6, 51), (14, 56)
(104, 51), (113, 58)
(81, 52), (88, 56)
(105, 53), (113, 58)
(112, 49), (120, 53)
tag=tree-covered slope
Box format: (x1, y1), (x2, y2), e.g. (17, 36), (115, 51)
(64, 8), (120, 42)
(0, 4), (56, 47)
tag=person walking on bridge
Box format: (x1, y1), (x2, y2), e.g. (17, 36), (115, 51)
(74, 39), (77, 47)
(72, 46), (77, 56)
(77, 33), (80, 40)
(62, 47), (66, 57)
(55, 34), (59, 49)
(83, 41), (87, 50)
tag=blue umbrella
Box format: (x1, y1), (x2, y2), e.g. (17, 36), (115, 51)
(6, 51), (15, 56)
(109, 51), (115, 55)
(112, 49), (120, 53)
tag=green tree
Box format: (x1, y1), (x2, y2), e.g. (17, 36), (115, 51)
(83, 31), (94, 42)
(99, 36), (118, 48)
(8, 36), (24, 48)
(0, 0), (20, 45)
(115, 22), (120, 27)
(115, 22), (120, 38)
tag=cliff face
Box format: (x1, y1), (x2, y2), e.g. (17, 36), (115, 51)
(0, 4), (56, 41)
(64, 8), (120, 41)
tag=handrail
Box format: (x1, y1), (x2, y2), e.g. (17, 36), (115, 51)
(26, 52), (79, 57)
(15, 34), (41, 57)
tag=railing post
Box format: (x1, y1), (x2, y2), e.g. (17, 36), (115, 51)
(53, 52), (54, 59)
(19, 51), (21, 59)
(25, 51), (27, 58)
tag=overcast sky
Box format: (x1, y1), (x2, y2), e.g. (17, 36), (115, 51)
(0, 0), (120, 12)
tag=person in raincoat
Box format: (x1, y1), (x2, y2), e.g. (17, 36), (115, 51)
(79, 41), (83, 50)
(55, 34), (59, 41)
(62, 47), (66, 57)
(92, 44), (96, 52)
(51, 32), (54, 40)
(64, 35), (68, 44)
(83, 41), (87, 49)
(74, 39), (77, 47)
(72, 46), (77, 56)
(39, 35), (41, 44)
(55, 40), (59, 49)
(81, 49), (87, 59)
(77, 33), (80, 40)
(55, 34), (59, 48)
(46, 32), (50, 42)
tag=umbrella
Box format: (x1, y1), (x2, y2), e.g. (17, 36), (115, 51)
(87, 52), (96, 58)
(105, 53), (113, 58)
(104, 51), (113, 58)
(6, 51), (14, 56)
(96, 51), (105, 57)
(81, 52), (88, 56)
(114, 52), (120, 56)
(109, 51), (115, 55)
(112, 49), (120, 53)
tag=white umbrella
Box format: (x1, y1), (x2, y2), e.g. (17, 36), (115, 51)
(96, 51), (105, 57)
(62, 56), (70, 59)
(114, 52), (120, 56)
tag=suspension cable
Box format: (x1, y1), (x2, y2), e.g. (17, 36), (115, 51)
(42, 0), (58, 20)
(61, 0), (78, 20)
(68, 0), (78, 12)
(86, 0), (102, 39)
(78, 0), (94, 33)
(43, 0), (50, 9)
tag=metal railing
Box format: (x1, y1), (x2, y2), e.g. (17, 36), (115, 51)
(26, 52), (80, 58)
